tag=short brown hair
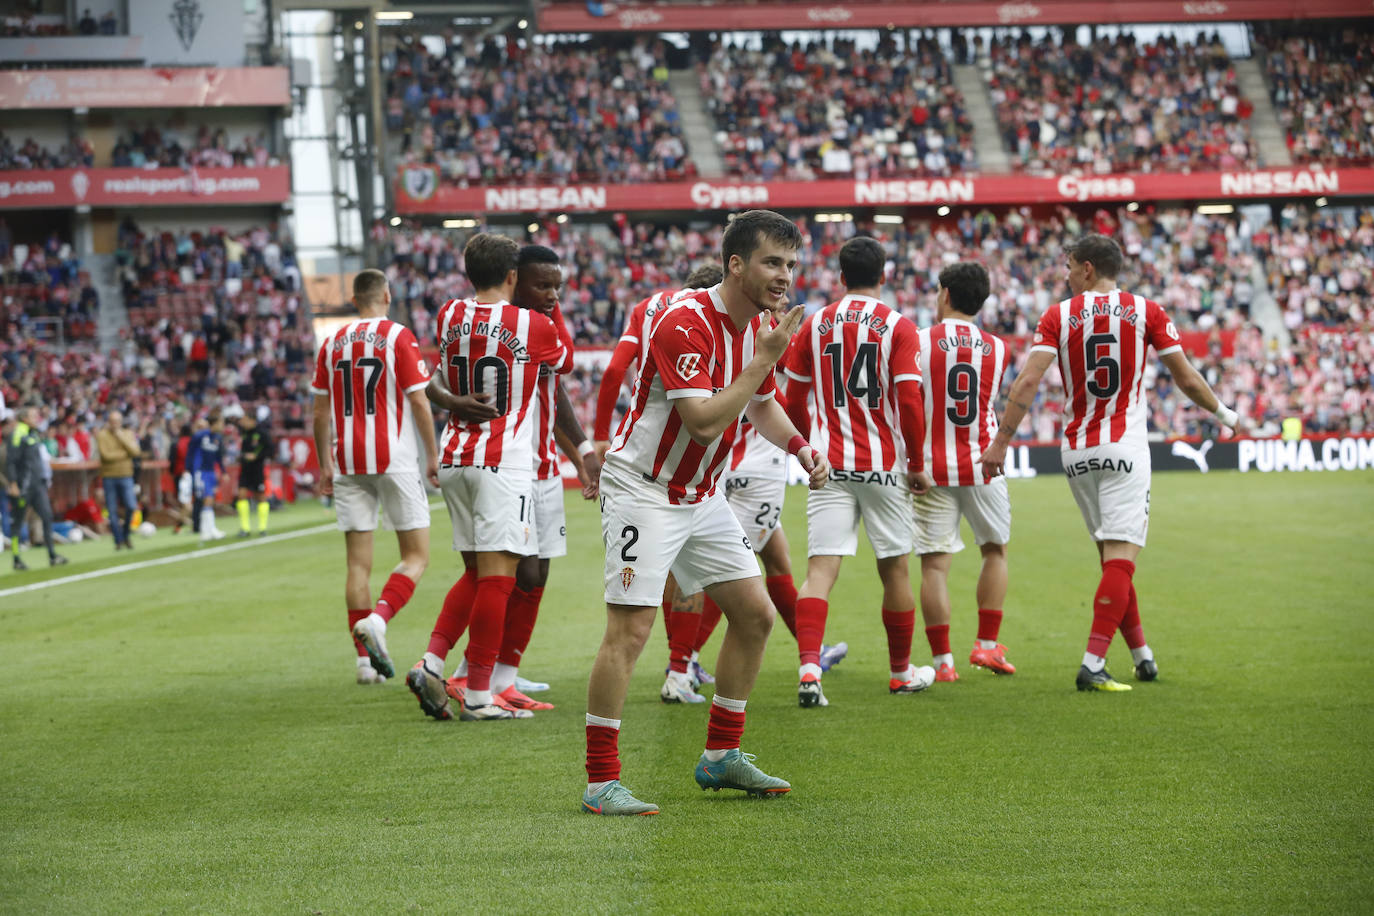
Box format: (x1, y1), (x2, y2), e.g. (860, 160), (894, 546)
(352, 268), (388, 305)
(684, 263), (723, 288)
(464, 233), (520, 290)
(938, 262), (991, 316)
(721, 210), (802, 271)
(1065, 234), (1124, 279)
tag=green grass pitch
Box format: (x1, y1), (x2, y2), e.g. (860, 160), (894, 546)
(2, 470), (1371, 914)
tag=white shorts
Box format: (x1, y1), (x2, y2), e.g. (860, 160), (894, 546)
(600, 468), (759, 606)
(806, 469), (914, 559)
(177, 472), (192, 505)
(532, 475), (567, 559)
(440, 465), (536, 555)
(1062, 443), (1151, 546)
(723, 473), (786, 553)
(333, 471), (430, 532)
(913, 478), (1011, 555)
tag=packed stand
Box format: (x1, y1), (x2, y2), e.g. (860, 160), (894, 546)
(111, 125), (275, 169)
(0, 132), (94, 169)
(386, 34), (691, 185)
(1252, 203), (1374, 330)
(113, 219), (314, 435)
(702, 32), (975, 180)
(983, 30), (1255, 174)
(0, 224), (98, 345)
(1255, 25), (1374, 166)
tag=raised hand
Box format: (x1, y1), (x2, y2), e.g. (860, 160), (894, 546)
(755, 304), (805, 365)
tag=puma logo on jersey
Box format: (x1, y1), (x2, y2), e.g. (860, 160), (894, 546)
(1171, 439), (1213, 473)
(676, 325), (693, 339)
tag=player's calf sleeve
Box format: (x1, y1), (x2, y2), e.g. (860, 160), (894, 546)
(766, 575), (799, 639)
(235, 498), (250, 531)
(1087, 559), (1135, 658)
(497, 586), (544, 668)
(693, 597), (723, 653)
(427, 570), (476, 658)
(464, 575), (516, 691)
(373, 572), (416, 623)
(585, 715), (622, 784)
(1120, 585), (1146, 650)
(347, 609), (370, 658)
(977, 608), (1004, 642)
(794, 597), (828, 667)
(257, 499), (269, 532)
(922, 621), (949, 660)
(880, 609), (915, 672)
(705, 697), (747, 751)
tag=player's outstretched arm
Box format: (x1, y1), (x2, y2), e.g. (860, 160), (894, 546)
(980, 349), (1056, 477)
(426, 372), (499, 422)
(1159, 350), (1243, 434)
(406, 388), (441, 488)
(594, 336), (636, 448)
(311, 393), (334, 496)
(554, 381), (600, 497)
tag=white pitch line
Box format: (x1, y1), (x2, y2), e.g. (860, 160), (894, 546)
(0, 523), (337, 599)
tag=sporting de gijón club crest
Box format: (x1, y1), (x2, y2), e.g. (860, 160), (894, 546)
(170, 0), (204, 51)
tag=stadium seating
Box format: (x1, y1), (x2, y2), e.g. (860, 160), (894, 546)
(385, 35), (692, 185)
(701, 33), (976, 179)
(982, 31), (1256, 173)
(111, 124), (275, 169)
(1255, 25), (1374, 166)
(0, 132), (94, 169)
(0, 232), (97, 344)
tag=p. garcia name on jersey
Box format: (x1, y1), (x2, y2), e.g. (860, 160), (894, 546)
(1067, 300), (1139, 330)
(817, 309), (890, 337)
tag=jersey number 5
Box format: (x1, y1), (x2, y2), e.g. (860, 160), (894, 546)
(1085, 332), (1120, 398)
(822, 341), (880, 409)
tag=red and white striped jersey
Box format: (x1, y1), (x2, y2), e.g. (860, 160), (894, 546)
(620, 287), (706, 369)
(606, 286), (777, 505)
(1031, 289), (1182, 450)
(782, 294), (920, 473)
(435, 299), (574, 470)
(310, 317), (430, 476)
(727, 420), (788, 481)
(531, 366), (559, 480)
(917, 319), (1009, 486)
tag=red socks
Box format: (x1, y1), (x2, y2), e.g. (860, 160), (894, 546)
(1087, 559), (1136, 658)
(693, 597), (723, 653)
(426, 569), (476, 658)
(464, 575), (516, 692)
(977, 608), (1003, 642)
(882, 608), (915, 671)
(705, 702), (746, 750)
(664, 595), (697, 675)
(374, 572), (416, 622)
(766, 575), (799, 639)
(922, 621), (949, 659)
(794, 597), (828, 667)
(347, 608), (369, 657)
(585, 723), (621, 783)
(1120, 585), (1146, 650)
(497, 586), (544, 667)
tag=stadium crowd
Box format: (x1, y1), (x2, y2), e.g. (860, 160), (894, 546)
(1256, 25), (1374, 165)
(0, 133), (94, 170)
(110, 125), (276, 170)
(0, 227), (98, 344)
(386, 34), (691, 185)
(701, 32), (976, 179)
(983, 30), (1256, 174)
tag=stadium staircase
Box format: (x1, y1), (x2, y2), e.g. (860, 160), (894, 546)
(668, 69), (725, 178)
(953, 64), (1011, 173)
(1245, 255), (1290, 346)
(1235, 55), (1291, 168)
(90, 253), (128, 352)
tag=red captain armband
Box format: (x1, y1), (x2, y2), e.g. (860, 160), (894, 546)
(787, 435), (809, 457)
